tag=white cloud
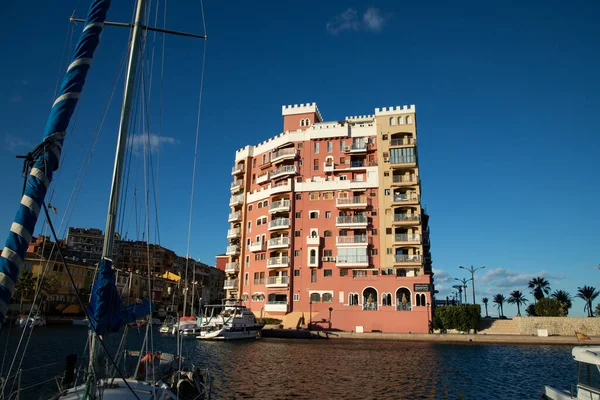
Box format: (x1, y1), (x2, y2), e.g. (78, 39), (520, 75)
(326, 8), (387, 35)
(4, 134), (33, 153)
(128, 133), (179, 154)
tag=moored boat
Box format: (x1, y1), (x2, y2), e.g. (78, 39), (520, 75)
(196, 299), (264, 340)
(543, 346), (600, 399)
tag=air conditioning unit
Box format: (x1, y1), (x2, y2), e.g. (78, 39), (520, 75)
(331, 257), (337, 262)
(321, 256), (329, 262)
(383, 157), (390, 162)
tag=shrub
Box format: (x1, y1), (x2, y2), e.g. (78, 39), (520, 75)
(433, 304), (481, 333)
(534, 298), (565, 317)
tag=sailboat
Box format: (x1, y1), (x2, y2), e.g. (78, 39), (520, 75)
(0, 0), (210, 398)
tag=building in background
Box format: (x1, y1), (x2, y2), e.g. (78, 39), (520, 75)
(224, 102), (433, 333)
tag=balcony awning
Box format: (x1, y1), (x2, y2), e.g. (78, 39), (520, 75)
(62, 304), (82, 314)
(162, 271), (181, 282)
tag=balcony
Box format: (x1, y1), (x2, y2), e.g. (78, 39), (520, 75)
(336, 215), (368, 228)
(336, 236), (371, 246)
(231, 165), (244, 176)
(336, 255), (369, 268)
(345, 142), (368, 153)
(269, 199), (290, 214)
(271, 181), (291, 194)
(229, 194), (244, 207)
(392, 194), (419, 205)
(336, 197), (368, 209)
(266, 276), (289, 287)
(394, 254), (422, 264)
(393, 234), (421, 245)
(272, 148), (297, 164)
(223, 279), (238, 290)
(228, 211), (242, 222)
(267, 256), (290, 268)
(390, 157), (417, 167)
(390, 137), (416, 147)
(306, 235), (320, 246)
(230, 179), (243, 193)
(248, 241), (266, 252)
(392, 175), (418, 186)
(392, 214), (421, 225)
(227, 228), (241, 239)
(267, 237), (290, 249)
(324, 162), (334, 172)
(264, 301), (287, 312)
(224, 262), (239, 274)
(270, 165), (297, 180)
(268, 218), (290, 231)
(226, 245), (240, 255)
(257, 172), (269, 184)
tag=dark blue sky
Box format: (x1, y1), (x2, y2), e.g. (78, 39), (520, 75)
(1, 0), (598, 316)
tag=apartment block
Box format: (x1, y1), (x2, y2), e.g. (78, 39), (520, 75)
(225, 103), (433, 333)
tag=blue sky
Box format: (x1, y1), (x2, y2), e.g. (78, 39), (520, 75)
(0, 0), (598, 317)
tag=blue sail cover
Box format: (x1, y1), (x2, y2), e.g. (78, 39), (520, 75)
(87, 258), (154, 335)
(0, 0), (112, 328)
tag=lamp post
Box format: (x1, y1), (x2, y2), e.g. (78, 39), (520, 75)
(309, 301), (313, 331)
(454, 278), (472, 304)
(328, 307), (333, 330)
(459, 265), (485, 305)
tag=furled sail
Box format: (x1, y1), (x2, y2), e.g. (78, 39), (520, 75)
(0, 0), (112, 328)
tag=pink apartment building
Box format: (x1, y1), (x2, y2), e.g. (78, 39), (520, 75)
(224, 103), (433, 333)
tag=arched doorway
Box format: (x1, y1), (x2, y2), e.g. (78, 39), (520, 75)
(362, 287), (378, 310)
(396, 288), (412, 311)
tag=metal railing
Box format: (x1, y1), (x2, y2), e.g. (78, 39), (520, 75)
(225, 262), (239, 272)
(232, 165), (244, 174)
(224, 279), (238, 288)
(270, 200), (290, 210)
(228, 211), (241, 221)
(390, 137), (415, 146)
(347, 142), (368, 151)
(271, 165), (297, 178)
(336, 256), (369, 264)
(394, 234), (421, 242)
(336, 236), (369, 244)
(363, 303), (378, 310)
(392, 194), (419, 203)
(226, 245), (240, 254)
(392, 175), (417, 183)
(268, 237), (290, 247)
(267, 256), (290, 266)
(394, 254), (422, 262)
(272, 148), (296, 159)
(393, 214), (420, 222)
(396, 303), (412, 311)
(229, 194), (244, 204)
(269, 218), (290, 228)
(231, 179), (243, 188)
(336, 215), (368, 224)
(266, 276), (289, 285)
(336, 197), (368, 206)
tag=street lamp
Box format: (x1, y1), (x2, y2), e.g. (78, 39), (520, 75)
(309, 301), (313, 331)
(459, 265), (485, 305)
(454, 277), (472, 304)
(328, 307), (333, 330)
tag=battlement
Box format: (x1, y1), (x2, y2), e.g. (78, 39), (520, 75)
(345, 114), (375, 121)
(374, 105), (416, 116)
(282, 102), (323, 122)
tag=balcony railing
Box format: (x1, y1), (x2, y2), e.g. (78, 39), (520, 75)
(267, 256), (290, 267)
(390, 157), (416, 165)
(272, 148), (297, 163)
(271, 181), (291, 194)
(336, 215), (368, 225)
(228, 211), (241, 222)
(269, 199), (290, 213)
(345, 142), (368, 152)
(393, 214), (420, 223)
(396, 303), (412, 311)
(392, 175), (418, 184)
(268, 237), (290, 248)
(226, 245), (240, 255)
(363, 303), (378, 311)
(336, 236), (370, 245)
(270, 165), (297, 179)
(268, 218), (290, 230)
(390, 137), (415, 146)
(224, 262), (239, 273)
(230, 179), (243, 191)
(257, 172), (269, 184)
(265, 302), (288, 312)
(336, 255), (369, 265)
(392, 194), (419, 203)
(231, 165), (244, 175)
(324, 162), (334, 172)
(223, 279), (238, 289)
(227, 228), (241, 239)
(394, 254), (422, 263)
(229, 194), (244, 206)
(248, 241), (266, 252)
(266, 276), (289, 286)
(336, 197), (368, 207)
(393, 234), (421, 243)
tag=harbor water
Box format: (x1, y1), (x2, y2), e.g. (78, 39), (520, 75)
(1, 326), (575, 399)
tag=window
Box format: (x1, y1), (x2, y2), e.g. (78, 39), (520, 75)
(349, 293), (359, 305)
(248, 221), (252, 232)
(382, 134), (388, 140)
(324, 230), (332, 237)
(310, 249), (317, 264)
(340, 269), (349, 277)
(294, 270), (301, 277)
(294, 250), (301, 257)
(244, 273), (249, 286)
(339, 175), (347, 181)
(248, 205), (253, 211)
(263, 200), (268, 207)
(299, 160), (303, 166)
(310, 292), (320, 302)
(372, 270), (379, 276)
(386, 228), (392, 234)
(327, 141), (332, 153)
(257, 202), (262, 209)
(322, 192), (333, 200)
(406, 116), (412, 124)
(325, 211), (331, 219)
(314, 142), (319, 154)
(298, 143), (303, 149)
(253, 272), (259, 284)
(323, 293), (333, 302)
(295, 193), (302, 200)
(384, 171), (389, 177)
(309, 211), (319, 219)
(353, 270), (367, 278)
(372, 211), (377, 216)
(382, 293), (392, 306)
(241, 293), (249, 301)
(295, 212), (302, 218)
(259, 272), (265, 284)
(389, 147), (416, 164)
(252, 174), (256, 184)
(309, 192), (320, 200)
(253, 159), (257, 168)
(390, 117), (396, 125)
(324, 249), (333, 257)
(313, 159), (319, 171)
(295, 231), (301, 237)
(262, 154), (266, 164)
(293, 294), (300, 301)
(372, 229), (378, 235)
(296, 177), (302, 183)
(371, 249), (378, 255)
(387, 248), (393, 255)
(339, 140), (344, 151)
(311, 269), (317, 283)
(324, 269), (332, 277)
(398, 116), (404, 125)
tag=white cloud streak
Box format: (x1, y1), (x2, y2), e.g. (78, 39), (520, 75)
(128, 133), (179, 154)
(4, 134), (33, 153)
(326, 8), (386, 35)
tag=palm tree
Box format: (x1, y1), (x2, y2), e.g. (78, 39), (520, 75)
(493, 294), (506, 318)
(576, 286), (600, 317)
(528, 277), (551, 302)
(551, 290), (572, 316)
(14, 269), (35, 313)
(507, 290), (528, 316)
(482, 297), (489, 318)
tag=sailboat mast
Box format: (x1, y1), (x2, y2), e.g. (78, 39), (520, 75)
(101, 0), (146, 258)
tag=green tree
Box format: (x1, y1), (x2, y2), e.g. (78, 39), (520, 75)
(528, 277), (551, 302)
(576, 286), (600, 317)
(535, 298), (564, 316)
(508, 290), (528, 316)
(525, 304), (537, 316)
(595, 303), (600, 317)
(14, 269), (35, 312)
(551, 290), (572, 316)
(482, 297), (489, 318)
(493, 294), (506, 318)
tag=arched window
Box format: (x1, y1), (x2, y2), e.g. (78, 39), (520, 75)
(382, 293), (392, 306)
(241, 293), (249, 301)
(324, 230), (332, 237)
(300, 119), (305, 127)
(396, 288), (412, 311)
(389, 117), (396, 126)
(406, 116), (412, 124)
(416, 293), (422, 306)
(311, 230), (318, 237)
(264, 200), (269, 207)
(323, 293), (333, 302)
(310, 249), (316, 264)
(419, 294), (426, 306)
(398, 116), (404, 125)
(310, 292), (321, 302)
(362, 288), (378, 310)
(349, 293), (359, 305)
(248, 205), (253, 211)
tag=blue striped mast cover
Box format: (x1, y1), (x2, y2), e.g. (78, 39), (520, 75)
(0, 0), (112, 328)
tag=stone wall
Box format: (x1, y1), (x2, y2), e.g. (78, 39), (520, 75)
(513, 317), (600, 336)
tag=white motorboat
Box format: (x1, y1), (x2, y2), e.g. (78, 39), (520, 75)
(159, 315), (177, 333)
(196, 299), (264, 341)
(543, 346), (600, 399)
(15, 315), (46, 328)
(72, 318), (89, 327)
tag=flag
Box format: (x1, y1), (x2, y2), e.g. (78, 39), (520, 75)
(575, 331), (591, 343)
(48, 204), (58, 215)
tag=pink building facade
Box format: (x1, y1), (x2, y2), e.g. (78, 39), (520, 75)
(225, 103), (433, 333)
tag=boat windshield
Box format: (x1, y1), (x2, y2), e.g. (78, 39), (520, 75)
(578, 362), (600, 389)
